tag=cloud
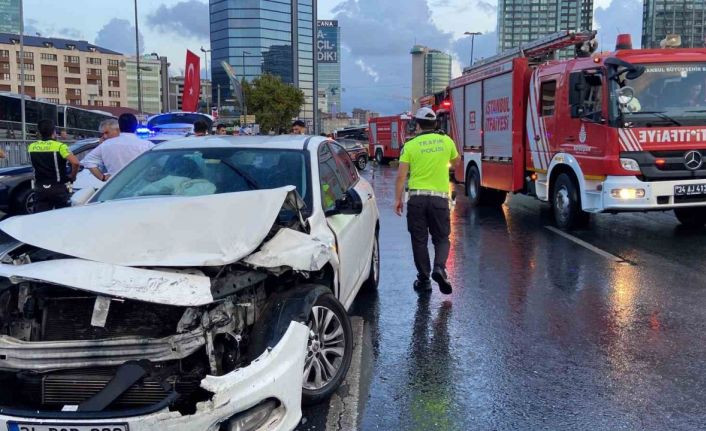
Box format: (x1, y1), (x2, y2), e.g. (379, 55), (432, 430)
(452, 31), (498, 66)
(594, 0), (643, 50)
(333, 0), (454, 114)
(95, 18), (144, 55)
(59, 28), (83, 39)
(146, 0), (209, 40)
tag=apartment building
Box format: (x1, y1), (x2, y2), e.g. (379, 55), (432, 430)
(0, 33), (128, 108)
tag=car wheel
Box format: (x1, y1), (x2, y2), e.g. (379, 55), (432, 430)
(11, 186), (36, 215)
(356, 155), (368, 170)
(552, 173), (588, 230)
(363, 233), (380, 291)
(375, 149), (384, 164)
(302, 293), (353, 406)
(674, 207), (706, 228)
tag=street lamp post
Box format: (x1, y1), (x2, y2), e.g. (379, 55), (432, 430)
(19, 0), (25, 141)
(464, 31), (482, 66)
(134, 0), (143, 115)
(241, 51), (251, 122)
(200, 47), (211, 112)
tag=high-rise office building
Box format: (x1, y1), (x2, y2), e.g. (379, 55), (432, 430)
(497, 0), (593, 53)
(125, 55), (163, 115)
(643, 0), (706, 49)
(411, 46), (452, 111)
(209, 0), (317, 129)
(317, 20), (341, 115)
(0, 0), (20, 34)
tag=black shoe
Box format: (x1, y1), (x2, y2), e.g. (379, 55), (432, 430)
(432, 268), (452, 295)
(413, 278), (432, 292)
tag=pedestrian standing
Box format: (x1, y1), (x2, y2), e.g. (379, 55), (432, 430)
(292, 120), (306, 135)
(394, 107), (460, 294)
(193, 120), (209, 136)
(28, 119), (80, 212)
(83, 114), (153, 182)
(216, 124), (227, 135)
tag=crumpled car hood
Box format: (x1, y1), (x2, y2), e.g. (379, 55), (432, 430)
(0, 187), (294, 267)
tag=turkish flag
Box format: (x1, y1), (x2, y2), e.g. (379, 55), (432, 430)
(182, 50), (201, 112)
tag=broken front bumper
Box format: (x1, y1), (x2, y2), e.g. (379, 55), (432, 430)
(0, 322), (308, 431)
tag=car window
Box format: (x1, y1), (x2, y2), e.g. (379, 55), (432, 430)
(329, 142), (359, 189)
(93, 148), (310, 207)
(318, 143), (346, 211)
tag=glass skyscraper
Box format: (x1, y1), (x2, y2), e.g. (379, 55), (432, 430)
(497, 0), (593, 55)
(411, 46), (452, 110)
(643, 0), (706, 48)
(209, 0), (317, 128)
(0, 0), (20, 34)
(317, 20), (341, 116)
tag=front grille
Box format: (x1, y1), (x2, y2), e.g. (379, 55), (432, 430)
(18, 368), (202, 408)
(42, 297), (186, 341)
(623, 150), (706, 181)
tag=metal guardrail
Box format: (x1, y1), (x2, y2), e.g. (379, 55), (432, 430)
(0, 140), (32, 168)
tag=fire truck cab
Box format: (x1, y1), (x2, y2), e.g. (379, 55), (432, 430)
(443, 31), (706, 229)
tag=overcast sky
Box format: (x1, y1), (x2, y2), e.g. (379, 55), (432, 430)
(23, 0), (643, 115)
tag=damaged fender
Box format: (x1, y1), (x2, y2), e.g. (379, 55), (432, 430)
(244, 228), (335, 272)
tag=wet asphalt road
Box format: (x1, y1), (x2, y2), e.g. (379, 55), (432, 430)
(301, 164), (706, 430)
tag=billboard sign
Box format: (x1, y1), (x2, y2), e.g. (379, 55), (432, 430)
(317, 20), (339, 64)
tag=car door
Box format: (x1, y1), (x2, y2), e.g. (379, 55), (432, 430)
(319, 142), (375, 307)
(72, 143), (105, 191)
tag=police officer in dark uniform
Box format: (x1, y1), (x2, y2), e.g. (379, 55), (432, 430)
(394, 108), (460, 294)
(29, 119), (80, 212)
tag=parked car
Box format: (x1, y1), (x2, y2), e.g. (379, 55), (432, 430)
(0, 135), (380, 431)
(0, 139), (101, 215)
(337, 138), (369, 170)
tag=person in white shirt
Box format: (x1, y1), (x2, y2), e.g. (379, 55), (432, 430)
(83, 114), (154, 182)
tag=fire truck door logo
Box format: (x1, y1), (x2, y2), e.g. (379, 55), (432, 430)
(469, 111), (476, 130)
(579, 125), (587, 144)
(685, 151), (703, 171)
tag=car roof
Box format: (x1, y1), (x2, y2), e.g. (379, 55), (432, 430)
(152, 135), (328, 152)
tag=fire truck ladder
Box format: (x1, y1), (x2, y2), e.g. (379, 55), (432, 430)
(462, 30), (597, 74)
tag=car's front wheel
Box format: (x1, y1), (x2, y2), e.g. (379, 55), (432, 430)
(302, 293), (353, 405)
(356, 155), (368, 170)
(11, 186), (36, 215)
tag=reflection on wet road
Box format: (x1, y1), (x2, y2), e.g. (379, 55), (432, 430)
(351, 165), (706, 430)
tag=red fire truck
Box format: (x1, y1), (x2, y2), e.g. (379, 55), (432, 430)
(368, 114), (415, 164)
(439, 30), (706, 229)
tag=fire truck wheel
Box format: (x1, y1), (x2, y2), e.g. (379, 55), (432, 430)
(375, 149), (385, 165)
(674, 207), (706, 228)
(466, 165), (506, 207)
(553, 173), (588, 230)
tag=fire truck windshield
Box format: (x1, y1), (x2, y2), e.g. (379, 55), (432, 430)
(616, 63), (706, 125)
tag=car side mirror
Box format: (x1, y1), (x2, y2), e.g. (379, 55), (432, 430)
(325, 188), (363, 217)
(71, 187), (97, 206)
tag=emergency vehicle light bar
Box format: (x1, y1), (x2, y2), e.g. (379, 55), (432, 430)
(462, 30), (597, 74)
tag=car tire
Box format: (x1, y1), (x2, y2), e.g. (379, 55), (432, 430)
(363, 233), (380, 291)
(375, 149), (384, 165)
(674, 207), (706, 228)
(302, 293), (353, 406)
(11, 185), (36, 215)
(552, 173), (589, 230)
(356, 155), (368, 170)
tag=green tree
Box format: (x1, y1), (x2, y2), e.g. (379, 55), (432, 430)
(243, 74), (305, 134)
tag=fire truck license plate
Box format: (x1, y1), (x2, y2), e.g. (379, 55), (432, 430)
(674, 184), (706, 196)
(7, 423), (128, 431)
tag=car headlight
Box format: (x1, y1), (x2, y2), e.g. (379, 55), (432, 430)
(620, 158), (641, 172)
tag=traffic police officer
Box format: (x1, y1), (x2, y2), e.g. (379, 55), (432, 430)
(394, 107), (460, 294)
(29, 119), (80, 212)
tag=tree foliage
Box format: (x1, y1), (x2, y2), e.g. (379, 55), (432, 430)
(243, 74), (305, 133)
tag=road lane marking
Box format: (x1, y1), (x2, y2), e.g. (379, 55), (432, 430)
(326, 316), (364, 430)
(544, 226), (626, 263)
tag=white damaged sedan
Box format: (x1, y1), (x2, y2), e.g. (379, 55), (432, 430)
(0, 135), (379, 431)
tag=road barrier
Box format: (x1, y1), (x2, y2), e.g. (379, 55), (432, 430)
(0, 140), (32, 168)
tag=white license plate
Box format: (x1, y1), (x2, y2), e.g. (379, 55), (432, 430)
(7, 423), (128, 431)
(675, 183), (706, 196)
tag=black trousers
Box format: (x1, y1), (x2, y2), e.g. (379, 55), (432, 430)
(406, 195), (451, 280)
(34, 183), (70, 213)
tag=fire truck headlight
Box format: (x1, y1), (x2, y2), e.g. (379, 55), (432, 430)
(611, 188), (646, 200)
(620, 158), (641, 172)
